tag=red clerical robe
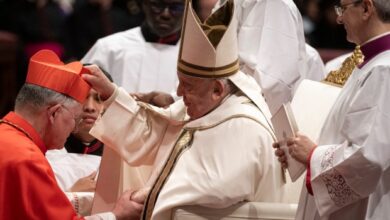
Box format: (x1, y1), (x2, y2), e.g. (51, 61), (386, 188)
(0, 112), (83, 220)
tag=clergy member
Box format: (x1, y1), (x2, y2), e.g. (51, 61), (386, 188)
(83, 0), (286, 219)
(82, 0), (185, 100)
(275, 0), (390, 219)
(0, 50), (143, 220)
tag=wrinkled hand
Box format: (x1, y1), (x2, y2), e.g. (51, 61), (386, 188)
(287, 132), (316, 165)
(130, 187), (150, 204)
(69, 171), (97, 192)
(132, 91), (174, 108)
(83, 65), (116, 101)
(112, 189), (144, 220)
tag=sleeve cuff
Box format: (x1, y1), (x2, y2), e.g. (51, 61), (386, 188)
(305, 146), (317, 195)
(103, 83), (119, 108)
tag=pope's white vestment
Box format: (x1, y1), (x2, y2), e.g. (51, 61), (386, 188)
(296, 50), (390, 220)
(91, 83), (285, 219)
(82, 27), (179, 94)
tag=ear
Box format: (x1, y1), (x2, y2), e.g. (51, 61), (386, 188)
(47, 104), (62, 124)
(212, 80), (226, 100)
(362, 0), (375, 20)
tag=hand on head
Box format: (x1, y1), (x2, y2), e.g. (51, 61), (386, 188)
(82, 65), (116, 101)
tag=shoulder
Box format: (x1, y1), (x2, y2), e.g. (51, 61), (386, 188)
(95, 27), (143, 47)
(0, 130), (45, 164)
(362, 65), (390, 93)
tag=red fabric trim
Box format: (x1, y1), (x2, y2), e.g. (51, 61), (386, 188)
(3, 112), (47, 154)
(84, 141), (102, 154)
(306, 146), (317, 195)
(158, 33), (180, 44)
(26, 50), (91, 103)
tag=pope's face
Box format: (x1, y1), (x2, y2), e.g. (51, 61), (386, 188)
(176, 73), (219, 120)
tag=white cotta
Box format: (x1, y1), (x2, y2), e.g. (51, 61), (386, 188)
(296, 50), (390, 220)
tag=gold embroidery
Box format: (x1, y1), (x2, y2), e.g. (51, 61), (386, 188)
(323, 46), (364, 87)
(142, 130), (194, 220)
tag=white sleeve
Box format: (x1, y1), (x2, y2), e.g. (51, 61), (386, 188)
(237, 0), (306, 114)
(309, 66), (390, 217)
(65, 192), (95, 216)
(90, 87), (170, 166)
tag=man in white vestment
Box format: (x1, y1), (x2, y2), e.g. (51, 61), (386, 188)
(83, 0), (285, 219)
(82, 0), (185, 97)
(274, 0), (390, 219)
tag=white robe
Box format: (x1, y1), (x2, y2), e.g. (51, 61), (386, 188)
(302, 44), (326, 82)
(82, 27), (179, 94)
(217, 0), (307, 114)
(46, 149), (102, 217)
(46, 148), (101, 191)
(90, 88), (285, 219)
(296, 51), (390, 220)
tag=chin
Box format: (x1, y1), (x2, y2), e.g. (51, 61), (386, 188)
(188, 113), (201, 120)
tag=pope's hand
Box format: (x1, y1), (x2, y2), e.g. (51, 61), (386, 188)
(83, 65), (116, 101)
(130, 187), (150, 204)
(112, 189), (144, 220)
(132, 91), (174, 108)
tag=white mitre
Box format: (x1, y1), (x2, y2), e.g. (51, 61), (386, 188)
(178, 0), (270, 118)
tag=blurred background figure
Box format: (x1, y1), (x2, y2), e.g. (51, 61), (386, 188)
(0, 0), (68, 113)
(65, 0), (144, 60)
(82, 0), (185, 97)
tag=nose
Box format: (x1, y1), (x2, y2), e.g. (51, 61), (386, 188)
(160, 7), (171, 19)
(83, 97), (96, 112)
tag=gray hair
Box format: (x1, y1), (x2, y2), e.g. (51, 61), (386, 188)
(373, 0), (390, 22)
(216, 78), (238, 95)
(15, 84), (78, 111)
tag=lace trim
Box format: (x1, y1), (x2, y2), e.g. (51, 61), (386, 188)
(321, 169), (360, 206)
(321, 146), (337, 170)
(320, 146), (360, 206)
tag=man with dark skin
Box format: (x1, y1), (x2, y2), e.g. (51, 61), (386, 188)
(82, 0), (186, 104)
